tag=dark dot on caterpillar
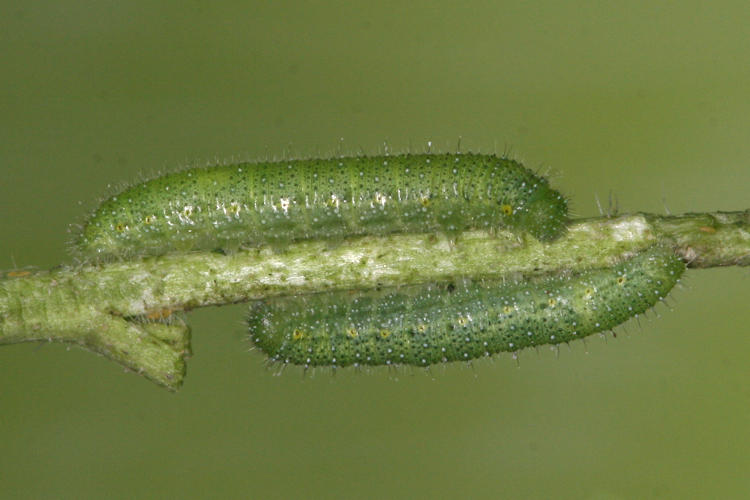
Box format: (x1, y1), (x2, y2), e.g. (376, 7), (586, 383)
(292, 328), (305, 340)
(617, 276), (626, 285)
(380, 330), (391, 339)
(446, 283), (456, 293)
(115, 223), (126, 232)
(501, 204), (513, 216)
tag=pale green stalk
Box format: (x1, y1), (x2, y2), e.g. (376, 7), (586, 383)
(1, 210), (748, 389)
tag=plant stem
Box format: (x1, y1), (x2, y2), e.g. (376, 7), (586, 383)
(1, 210), (748, 389)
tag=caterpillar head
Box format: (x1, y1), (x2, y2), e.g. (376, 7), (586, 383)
(520, 191), (569, 242)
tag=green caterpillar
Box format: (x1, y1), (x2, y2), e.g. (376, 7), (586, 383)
(249, 247), (684, 368)
(77, 153), (568, 260)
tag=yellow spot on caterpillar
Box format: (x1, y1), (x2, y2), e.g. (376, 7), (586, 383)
(501, 204), (513, 216)
(584, 287), (595, 299)
(617, 276), (626, 285)
(417, 324), (427, 332)
(227, 202), (241, 216)
(547, 298), (557, 307)
(143, 215), (156, 225)
(347, 328), (358, 338)
(292, 328), (305, 340)
(325, 194), (340, 209)
(115, 223), (127, 232)
(699, 226), (717, 234)
(457, 315), (470, 326)
(503, 305), (513, 314)
(419, 195), (431, 207)
(379, 329), (391, 339)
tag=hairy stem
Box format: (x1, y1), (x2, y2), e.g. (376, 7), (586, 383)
(1, 210), (748, 389)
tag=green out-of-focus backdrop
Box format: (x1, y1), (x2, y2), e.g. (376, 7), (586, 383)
(2, 1), (749, 498)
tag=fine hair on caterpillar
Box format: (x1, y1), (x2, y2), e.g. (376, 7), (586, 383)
(75, 152), (568, 261)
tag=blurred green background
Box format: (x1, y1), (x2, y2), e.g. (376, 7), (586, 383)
(1, 1), (749, 498)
